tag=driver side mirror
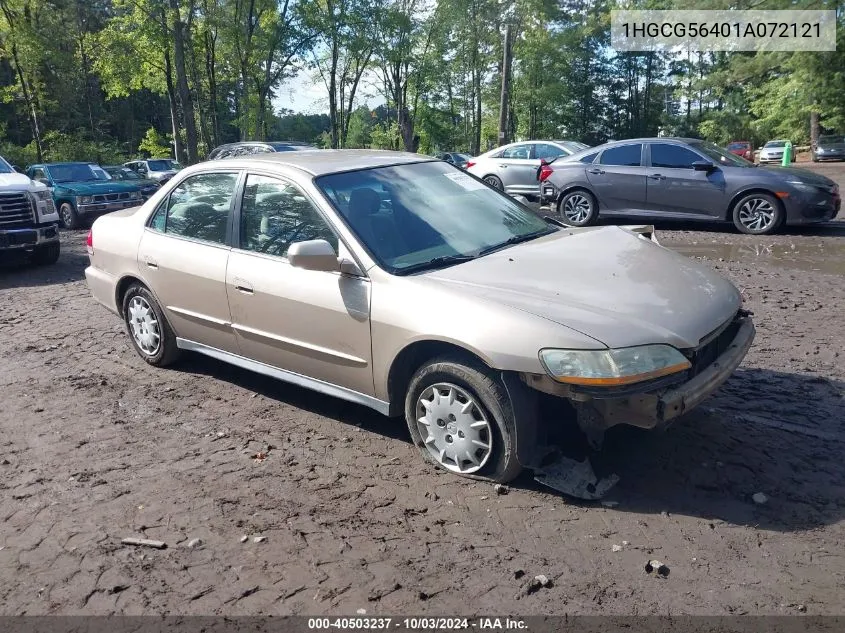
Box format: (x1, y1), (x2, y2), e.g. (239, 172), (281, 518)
(692, 160), (715, 172)
(288, 239), (339, 272)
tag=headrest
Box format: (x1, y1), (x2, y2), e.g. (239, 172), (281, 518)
(347, 188), (381, 218)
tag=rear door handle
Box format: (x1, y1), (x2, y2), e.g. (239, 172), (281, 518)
(497, 164), (508, 168)
(587, 168), (605, 175)
(233, 278), (254, 294)
(648, 173), (665, 180)
(144, 256), (158, 269)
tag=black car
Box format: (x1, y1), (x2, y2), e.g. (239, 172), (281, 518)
(436, 152), (472, 169)
(207, 141), (315, 160)
(538, 137), (840, 235)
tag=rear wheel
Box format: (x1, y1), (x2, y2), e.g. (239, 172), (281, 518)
(404, 357), (522, 483)
(732, 193), (783, 235)
(558, 189), (598, 227)
(59, 202), (81, 230)
(121, 284), (180, 367)
(32, 242), (60, 265)
(483, 175), (503, 190)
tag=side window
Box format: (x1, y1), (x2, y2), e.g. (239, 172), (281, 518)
(501, 145), (532, 160)
(164, 172), (239, 244)
(149, 200), (167, 231)
(240, 174), (338, 258)
(599, 144), (643, 167)
(31, 168), (46, 180)
(650, 144), (701, 169)
(578, 152), (599, 164)
(535, 143), (566, 160)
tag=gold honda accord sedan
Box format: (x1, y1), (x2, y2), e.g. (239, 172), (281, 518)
(85, 150), (755, 484)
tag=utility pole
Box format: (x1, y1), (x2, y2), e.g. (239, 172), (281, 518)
(498, 24), (512, 147)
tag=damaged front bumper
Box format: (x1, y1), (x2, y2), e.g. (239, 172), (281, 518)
(522, 313), (756, 434)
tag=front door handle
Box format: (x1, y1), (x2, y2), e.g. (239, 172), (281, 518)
(233, 278), (254, 294)
(587, 168), (605, 175)
(144, 256), (158, 269)
(648, 173), (665, 180)
(497, 164), (509, 168)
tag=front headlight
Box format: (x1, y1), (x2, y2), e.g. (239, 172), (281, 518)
(129, 190), (141, 200)
(540, 345), (691, 387)
(77, 195), (93, 204)
(32, 189), (52, 202)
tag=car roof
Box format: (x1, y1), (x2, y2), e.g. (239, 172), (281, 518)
(42, 162), (93, 167)
(219, 149), (433, 176)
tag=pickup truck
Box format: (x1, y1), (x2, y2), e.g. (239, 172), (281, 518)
(0, 154), (61, 265)
(26, 162), (143, 230)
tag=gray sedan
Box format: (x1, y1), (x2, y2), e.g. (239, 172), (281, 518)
(813, 134), (845, 162)
(539, 138), (840, 235)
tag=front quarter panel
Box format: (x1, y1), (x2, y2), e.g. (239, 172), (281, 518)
(369, 270), (606, 402)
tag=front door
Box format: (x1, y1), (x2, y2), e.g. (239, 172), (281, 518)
(587, 143), (647, 213)
(137, 170), (241, 352)
(226, 173), (374, 396)
(497, 143), (540, 196)
(645, 143), (728, 219)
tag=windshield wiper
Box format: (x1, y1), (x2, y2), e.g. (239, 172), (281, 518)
(396, 253), (477, 275)
(476, 228), (556, 256)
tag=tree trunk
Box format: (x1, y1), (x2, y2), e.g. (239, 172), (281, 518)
(329, 35), (339, 149)
(10, 45), (43, 161)
(497, 25), (512, 147)
(810, 111), (820, 149)
(164, 50), (184, 163)
(170, 0), (198, 163)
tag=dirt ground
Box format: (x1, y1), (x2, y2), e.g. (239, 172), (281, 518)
(1, 163), (844, 617)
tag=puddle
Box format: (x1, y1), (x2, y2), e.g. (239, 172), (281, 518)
(671, 242), (845, 276)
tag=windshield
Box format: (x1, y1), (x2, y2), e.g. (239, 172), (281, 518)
(107, 168), (141, 180)
(727, 142), (749, 150)
(561, 141), (588, 152)
(456, 154), (471, 161)
(46, 163), (100, 183)
(819, 135), (844, 144)
(89, 165), (110, 180)
(765, 141), (786, 148)
(693, 142), (755, 167)
(315, 161), (555, 275)
(0, 156), (14, 174)
(147, 159), (176, 172)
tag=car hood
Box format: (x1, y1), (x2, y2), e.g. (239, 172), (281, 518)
(0, 172), (36, 191)
(818, 142), (845, 150)
(424, 226), (742, 350)
(758, 165), (836, 187)
(55, 181), (140, 195)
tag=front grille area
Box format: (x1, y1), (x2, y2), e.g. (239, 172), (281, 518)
(683, 315), (741, 378)
(0, 193), (35, 229)
(92, 192), (131, 203)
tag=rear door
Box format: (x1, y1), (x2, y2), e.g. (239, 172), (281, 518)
(645, 143), (728, 219)
(496, 143), (539, 196)
(587, 143), (647, 212)
(137, 170), (241, 352)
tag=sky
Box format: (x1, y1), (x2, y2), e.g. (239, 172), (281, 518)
(272, 69), (385, 116)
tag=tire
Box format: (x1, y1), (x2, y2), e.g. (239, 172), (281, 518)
(557, 189), (598, 227)
(404, 356), (522, 483)
(121, 283), (180, 367)
(32, 242), (60, 265)
(731, 192), (783, 235)
(483, 174), (504, 190)
(58, 202), (81, 230)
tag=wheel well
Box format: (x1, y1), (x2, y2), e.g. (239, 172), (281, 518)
(115, 275), (145, 313)
(724, 188), (782, 221)
(386, 340), (490, 417)
(55, 198), (74, 209)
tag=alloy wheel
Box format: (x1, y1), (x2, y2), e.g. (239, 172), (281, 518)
(127, 296), (161, 356)
(415, 383), (492, 474)
(562, 194), (591, 223)
(738, 197), (776, 232)
(484, 176), (502, 189)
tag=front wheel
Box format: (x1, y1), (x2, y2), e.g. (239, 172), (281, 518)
(404, 357), (522, 483)
(732, 193), (783, 235)
(58, 202), (81, 230)
(558, 189), (598, 227)
(121, 284), (180, 367)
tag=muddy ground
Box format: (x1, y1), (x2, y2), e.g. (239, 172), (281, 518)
(1, 163), (844, 616)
